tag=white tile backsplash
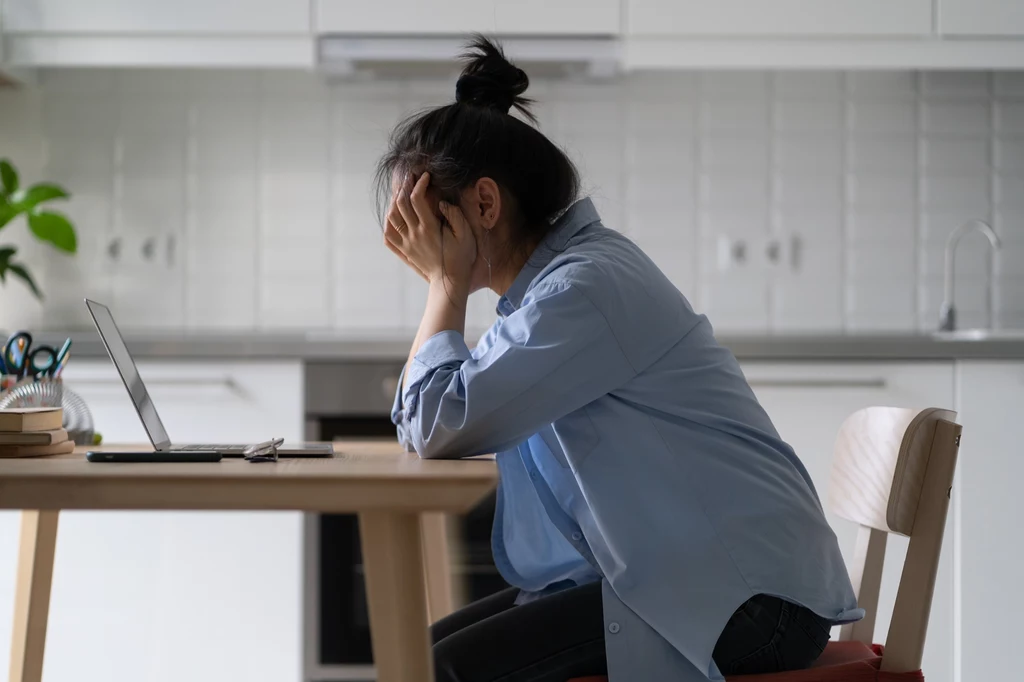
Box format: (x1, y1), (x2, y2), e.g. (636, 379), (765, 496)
(996, 175), (1024, 210)
(700, 98), (768, 131)
(773, 72), (843, 98)
(920, 135), (991, 172)
(774, 133), (843, 171)
(700, 72), (769, 99)
(846, 72), (917, 97)
(3, 68), (1023, 335)
(847, 174), (917, 210)
(920, 72), (992, 97)
(847, 134), (917, 172)
(996, 211), (1024, 245)
(700, 173), (769, 209)
(995, 101), (1024, 133)
(847, 211), (916, 245)
(627, 98), (697, 132)
(703, 134), (769, 170)
(995, 137), (1024, 172)
(776, 266), (844, 331)
(919, 175), (991, 213)
(774, 173), (843, 210)
(846, 276), (917, 332)
(921, 100), (992, 135)
(774, 99), (843, 132)
(847, 100), (917, 133)
(626, 135), (696, 170)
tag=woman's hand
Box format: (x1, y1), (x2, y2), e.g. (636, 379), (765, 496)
(384, 173), (477, 296)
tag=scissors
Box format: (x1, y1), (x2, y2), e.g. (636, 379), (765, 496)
(1, 332), (72, 379)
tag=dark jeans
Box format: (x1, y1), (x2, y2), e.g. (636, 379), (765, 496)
(430, 583), (830, 682)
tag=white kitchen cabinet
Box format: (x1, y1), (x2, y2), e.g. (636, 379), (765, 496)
(2, 0), (314, 67)
(62, 359), (304, 443)
(939, 0), (1024, 36)
(316, 0), (621, 35)
(742, 362), (955, 682)
(627, 0), (933, 36)
(956, 361), (1022, 682)
(0, 359), (304, 682)
(4, 0), (310, 34)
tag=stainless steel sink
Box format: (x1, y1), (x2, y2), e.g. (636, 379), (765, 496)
(932, 329), (1024, 341)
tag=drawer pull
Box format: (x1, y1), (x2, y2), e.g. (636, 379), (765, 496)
(68, 377), (242, 396)
(747, 378), (887, 389)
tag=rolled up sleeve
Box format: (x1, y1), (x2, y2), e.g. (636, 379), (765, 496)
(394, 282), (636, 460)
(390, 365), (415, 451)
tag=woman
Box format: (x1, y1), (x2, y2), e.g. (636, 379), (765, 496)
(380, 37), (862, 682)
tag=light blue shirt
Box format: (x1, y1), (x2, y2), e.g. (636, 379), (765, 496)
(392, 198), (862, 681)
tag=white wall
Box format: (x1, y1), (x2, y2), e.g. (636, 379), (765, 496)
(0, 69), (1021, 334)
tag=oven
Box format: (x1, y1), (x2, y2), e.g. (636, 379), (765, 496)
(303, 361), (507, 682)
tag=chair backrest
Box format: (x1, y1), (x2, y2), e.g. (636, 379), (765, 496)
(827, 406), (961, 674)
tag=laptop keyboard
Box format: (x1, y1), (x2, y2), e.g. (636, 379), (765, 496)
(172, 444), (247, 451)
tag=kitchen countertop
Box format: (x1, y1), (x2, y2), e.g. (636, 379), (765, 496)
(19, 328), (1024, 361)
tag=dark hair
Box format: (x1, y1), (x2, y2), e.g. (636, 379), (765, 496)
(374, 35), (580, 253)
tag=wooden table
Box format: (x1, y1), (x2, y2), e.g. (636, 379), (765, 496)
(0, 442), (497, 682)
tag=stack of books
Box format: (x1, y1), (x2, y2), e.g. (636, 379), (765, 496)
(0, 408), (74, 457)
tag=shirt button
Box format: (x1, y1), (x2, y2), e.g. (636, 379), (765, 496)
(608, 622), (621, 634)
(571, 531), (583, 542)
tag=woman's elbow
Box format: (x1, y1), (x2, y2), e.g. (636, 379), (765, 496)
(412, 436), (462, 460)
(410, 423), (478, 460)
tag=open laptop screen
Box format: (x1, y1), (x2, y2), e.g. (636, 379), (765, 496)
(85, 299), (172, 451)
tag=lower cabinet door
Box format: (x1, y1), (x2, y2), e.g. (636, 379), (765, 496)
(742, 361), (954, 682)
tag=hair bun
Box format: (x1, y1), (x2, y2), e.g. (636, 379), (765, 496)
(455, 35), (534, 121)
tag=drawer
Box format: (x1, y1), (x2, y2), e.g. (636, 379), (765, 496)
(62, 359), (304, 443)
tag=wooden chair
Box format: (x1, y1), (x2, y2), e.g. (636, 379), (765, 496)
(570, 406), (962, 682)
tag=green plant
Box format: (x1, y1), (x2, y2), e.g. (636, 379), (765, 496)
(0, 158), (77, 299)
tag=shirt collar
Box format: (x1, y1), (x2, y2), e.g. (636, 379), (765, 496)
(499, 198), (601, 313)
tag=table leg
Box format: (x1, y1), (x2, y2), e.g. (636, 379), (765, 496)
(359, 511), (434, 682)
(10, 510), (59, 682)
(420, 512), (455, 623)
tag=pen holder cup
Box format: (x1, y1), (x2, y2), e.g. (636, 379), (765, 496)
(0, 377), (96, 445)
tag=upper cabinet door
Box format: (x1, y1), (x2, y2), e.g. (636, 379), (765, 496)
(316, 0), (621, 35)
(4, 0), (311, 34)
(939, 0), (1024, 36)
(628, 0), (932, 36)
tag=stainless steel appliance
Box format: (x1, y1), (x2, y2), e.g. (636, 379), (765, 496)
(303, 361), (506, 682)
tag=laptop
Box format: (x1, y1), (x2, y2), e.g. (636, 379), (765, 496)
(85, 299), (333, 458)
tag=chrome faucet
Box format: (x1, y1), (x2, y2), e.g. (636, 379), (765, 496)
(938, 219), (1002, 332)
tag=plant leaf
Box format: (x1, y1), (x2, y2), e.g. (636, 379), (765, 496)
(18, 183), (69, 211)
(0, 160), (18, 196)
(6, 262), (42, 299)
(0, 246), (15, 269)
(0, 203), (17, 229)
(28, 210), (77, 253)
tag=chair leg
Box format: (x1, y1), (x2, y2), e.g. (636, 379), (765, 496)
(9, 510), (59, 682)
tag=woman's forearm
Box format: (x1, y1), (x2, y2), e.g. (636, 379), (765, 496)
(402, 279), (470, 393)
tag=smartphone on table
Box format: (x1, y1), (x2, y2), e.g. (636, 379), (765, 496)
(86, 451), (222, 463)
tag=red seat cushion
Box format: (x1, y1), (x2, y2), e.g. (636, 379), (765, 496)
(567, 642), (925, 682)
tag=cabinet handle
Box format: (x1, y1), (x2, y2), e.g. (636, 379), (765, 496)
(68, 377), (241, 392)
(747, 378), (887, 389)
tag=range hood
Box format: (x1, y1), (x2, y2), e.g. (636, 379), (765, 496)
(317, 35), (621, 78)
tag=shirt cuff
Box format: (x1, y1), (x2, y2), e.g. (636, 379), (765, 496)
(402, 330), (472, 414)
(390, 364), (408, 422)
(389, 366), (417, 451)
